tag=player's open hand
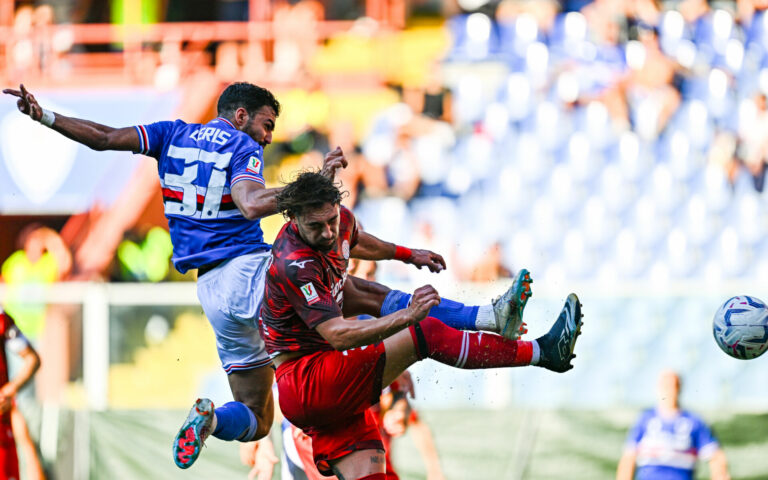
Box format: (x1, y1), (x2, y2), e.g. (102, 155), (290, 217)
(407, 249), (447, 273)
(247, 437), (278, 480)
(3, 84), (42, 121)
(407, 285), (441, 324)
(320, 146), (348, 180)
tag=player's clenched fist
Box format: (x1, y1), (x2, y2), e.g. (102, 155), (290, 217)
(407, 285), (441, 324)
(319, 146), (348, 180)
(3, 84), (42, 121)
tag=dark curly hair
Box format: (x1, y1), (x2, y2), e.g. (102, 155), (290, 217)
(217, 82), (281, 118)
(276, 171), (345, 218)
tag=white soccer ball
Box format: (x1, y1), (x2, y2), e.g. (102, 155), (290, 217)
(712, 295), (768, 360)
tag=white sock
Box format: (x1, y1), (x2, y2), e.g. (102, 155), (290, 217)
(475, 304), (496, 331)
(530, 340), (541, 365)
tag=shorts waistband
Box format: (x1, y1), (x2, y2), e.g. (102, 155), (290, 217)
(197, 259), (226, 277)
(197, 248), (270, 277)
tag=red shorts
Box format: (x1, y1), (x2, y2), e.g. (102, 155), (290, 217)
(276, 344), (387, 476)
(0, 422), (18, 480)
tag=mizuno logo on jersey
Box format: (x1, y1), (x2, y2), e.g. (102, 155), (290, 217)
(289, 259), (313, 269)
(301, 283), (320, 305)
(247, 156), (261, 174)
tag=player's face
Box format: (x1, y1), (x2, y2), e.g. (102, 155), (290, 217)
(243, 106), (276, 147)
(294, 202), (340, 253)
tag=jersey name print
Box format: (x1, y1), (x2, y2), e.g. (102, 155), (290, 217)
(134, 117), (270, 273)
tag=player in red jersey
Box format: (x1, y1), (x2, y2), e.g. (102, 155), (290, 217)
(261, 172), (584, 480)
(0, 308), (41, 480)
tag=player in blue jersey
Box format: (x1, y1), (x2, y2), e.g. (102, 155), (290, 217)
(617, 370), (730, 480)
(5, 82), (534, 470)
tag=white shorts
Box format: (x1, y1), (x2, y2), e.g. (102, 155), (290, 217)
(196, 251), (273, 374)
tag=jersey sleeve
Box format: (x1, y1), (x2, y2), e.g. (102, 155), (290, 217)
(341, 205), (360, 248)
(282, 258), (342, 328)
(230, 142), (266, 187)
(2, 312), (30, 354)
(692, 416), (720, 459)
(624, 411), (649, 451)
(134, 121), (176, 158)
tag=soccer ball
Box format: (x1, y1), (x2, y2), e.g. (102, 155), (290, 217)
(712, 296), (768, 360)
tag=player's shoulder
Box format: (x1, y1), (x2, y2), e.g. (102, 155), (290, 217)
(679, 409), (708, 426)
(339, 204), (356, 225)
(636, 408), (658, 424)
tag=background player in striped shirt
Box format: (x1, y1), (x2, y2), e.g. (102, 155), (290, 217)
(617, 370), (731, 480)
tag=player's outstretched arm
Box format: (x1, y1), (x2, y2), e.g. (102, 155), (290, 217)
(351, 231), (446, 273)
(316, 285), (440, 350)
(3, 84), (140, 152)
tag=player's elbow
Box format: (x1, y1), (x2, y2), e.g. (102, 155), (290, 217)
(27, 349), (41, 375)
(325, 330), (357, 351)
(327, 335), (352, 351)
(240, 206), (265, 221)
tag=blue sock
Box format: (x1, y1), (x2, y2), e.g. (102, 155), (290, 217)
(212, 402), (258, 441)
(381, 290), (478, 331)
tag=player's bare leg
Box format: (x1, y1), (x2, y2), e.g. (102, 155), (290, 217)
(329, 449), (387, 480)
(227, 366), (275, 440)
(342, 275), (390, 316)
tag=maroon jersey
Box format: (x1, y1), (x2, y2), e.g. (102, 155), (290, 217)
(261, 205), (359, 355)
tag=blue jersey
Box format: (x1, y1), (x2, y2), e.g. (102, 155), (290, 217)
(134, 117), (270, 273)
(626, 408), (720, 480)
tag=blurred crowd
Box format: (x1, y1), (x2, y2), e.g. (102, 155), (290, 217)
(4, 0), (768, 288)
(352, 0), (768, 285)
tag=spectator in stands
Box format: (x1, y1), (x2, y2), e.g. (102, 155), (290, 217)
(623, 23), (682, 140)
(737, 92), (768, 192)
(616, 369), (731, 480)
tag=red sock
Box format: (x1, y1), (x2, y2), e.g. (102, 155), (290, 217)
(409, 317), (532, 368)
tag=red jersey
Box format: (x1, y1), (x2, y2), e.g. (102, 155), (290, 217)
(261, 205), (359, 355)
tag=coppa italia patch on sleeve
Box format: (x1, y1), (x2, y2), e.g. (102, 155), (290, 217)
(246, 155), (262, 174)
(301, 283), (320, 305)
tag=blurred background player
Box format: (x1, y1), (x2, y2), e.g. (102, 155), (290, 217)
(616, 369), (731, 480)
(0, 308), (41, 480)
